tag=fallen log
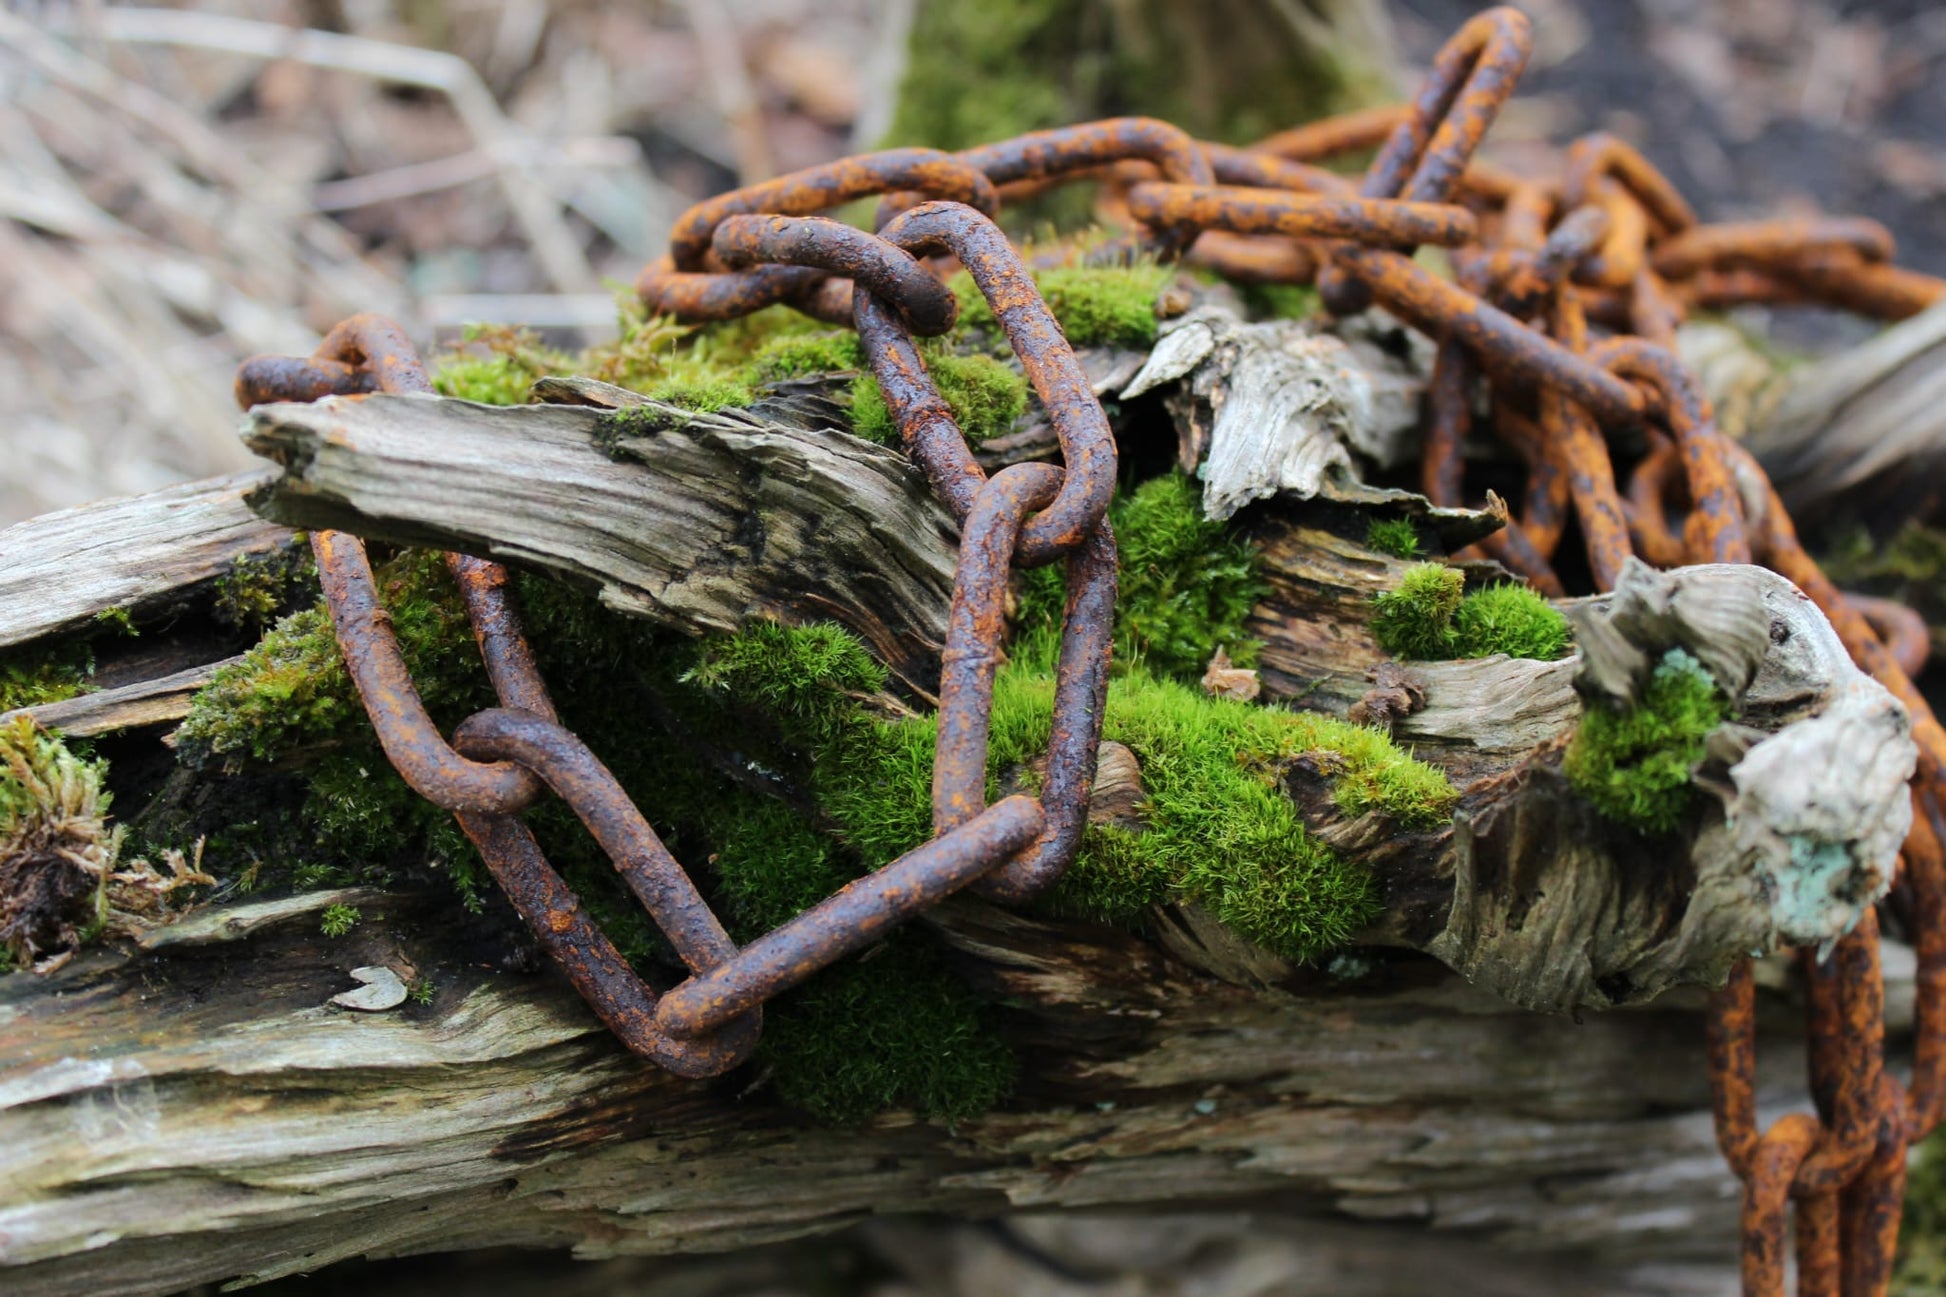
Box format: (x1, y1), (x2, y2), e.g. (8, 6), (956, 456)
(0, 335), (1919, 1295)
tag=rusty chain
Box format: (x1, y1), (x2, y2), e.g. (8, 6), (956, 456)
(231, 7), (1946, 1287)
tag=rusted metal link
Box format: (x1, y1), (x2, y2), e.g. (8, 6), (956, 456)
(313, 532), (546, 814)
(667, 148), (998, 270)
(874, 200), (1118, 563)
(1251, 103), (1410, 163)
(929, 463), (1118, 902)
(1359, 7), (1533, 206)
(1589, 337), (1751, 565)
(635, 258), (832, 326)
(451, 708), (765, 1072)
(1200, 142), (1356, 196)
(652, 795), (1047, 1037)
(1185, 231), (1321, 284)
(1847, 592), (1932, 679)
(234, 355), (378, 407)
(1561, 133), (1697, 289)
(1741, 1113), (1823, 1297)
(711, 214), (959, 336)
(453, 808), (761, 1077)
(1423, 337), (1471, 508)
(1124, 183), (1477, 247)
(1905, 792), (1946, 1156)
(1490, 401), (1570, 558)
(1650, 217), (1896, 281)
(1319, 5), (1532, 315)
(1622, 432), (1691, 568)
(1330, 244), (1645, 426)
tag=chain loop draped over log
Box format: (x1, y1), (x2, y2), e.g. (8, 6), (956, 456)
(232, 8), (1946, 1286)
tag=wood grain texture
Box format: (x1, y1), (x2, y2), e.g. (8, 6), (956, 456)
(0, 883), (1816, 1297)
(0, 471), (290, 650)
(244, 394), (960, 686)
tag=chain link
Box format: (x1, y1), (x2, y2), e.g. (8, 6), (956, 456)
(233, 7), (1946, 1285)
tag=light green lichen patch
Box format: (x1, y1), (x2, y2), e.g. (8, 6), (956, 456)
(1370, 563), (1571, 662)
(1564, 648), (1727, 835)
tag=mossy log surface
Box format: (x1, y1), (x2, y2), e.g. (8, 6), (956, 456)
(234, 389), (1909, 1012)
(6, 880), (1897, 1297)
(0, 321), (1924, 1295)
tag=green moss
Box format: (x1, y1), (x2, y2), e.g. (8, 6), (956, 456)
(757, 937), (1017, 1124)
(433, 356), (534, 406)
(1899, 1126), (1946, 1293)
(92, 607), (138, 637)
(883, 0), (1389, 164)
(851, 349), (1028, 446)
(0, 641), (94, 713)
(319, 903), (360, 937)
(212, 545), (319, 632)
(1240, 282), (1322, 321)
(178, 550), (485, 767)
(1017, 472), (1267, 682)
(641, 378), (755, 412)
(750, 332), (866, 381)
(1365, 517), (1422, 560)
(1452, 584), (1572, 661)
(1564, 649), (1728, 835)
(819, 661), (1450, 960)
(951, 264), (1175, 349)
(1370, 563), (1465, 660)
(682, 620), (888, 751)
(1370, 565), (1571, 662)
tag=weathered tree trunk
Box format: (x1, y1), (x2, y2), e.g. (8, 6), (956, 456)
(0, 321), (1921, 1295)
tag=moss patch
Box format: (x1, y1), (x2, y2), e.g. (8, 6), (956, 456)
(0, 718), (116, 964)
(1365, 517), (1422, 560)
(0, 641), (94, 713)
(817, 660), (1449, 960)
(1370, 564), (1572, 662)
(1370, 564), (1466, 660)
(1900, 1126), (1946, 1293)
(952, 263), (1175, 350)
(1017, 472), (1267, 682)
(1452, 584), (1573, 661)
(851, 349), (1028, 446)
(750, 331), (866, 382)
(1564, 648), (1727, 835)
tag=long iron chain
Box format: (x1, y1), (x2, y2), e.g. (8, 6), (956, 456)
(234, 8), (1946, 1287)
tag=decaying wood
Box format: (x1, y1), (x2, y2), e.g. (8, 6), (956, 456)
(4, 877), (1887, 1297)
(1693, 302), (1946, 525)
(235, 391), (1914, 1011)
(0, 471), (290, 651)
(244, 391), (958, 687)
(0, 322), (1928, 1295)
(0, 658), (237, 737)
